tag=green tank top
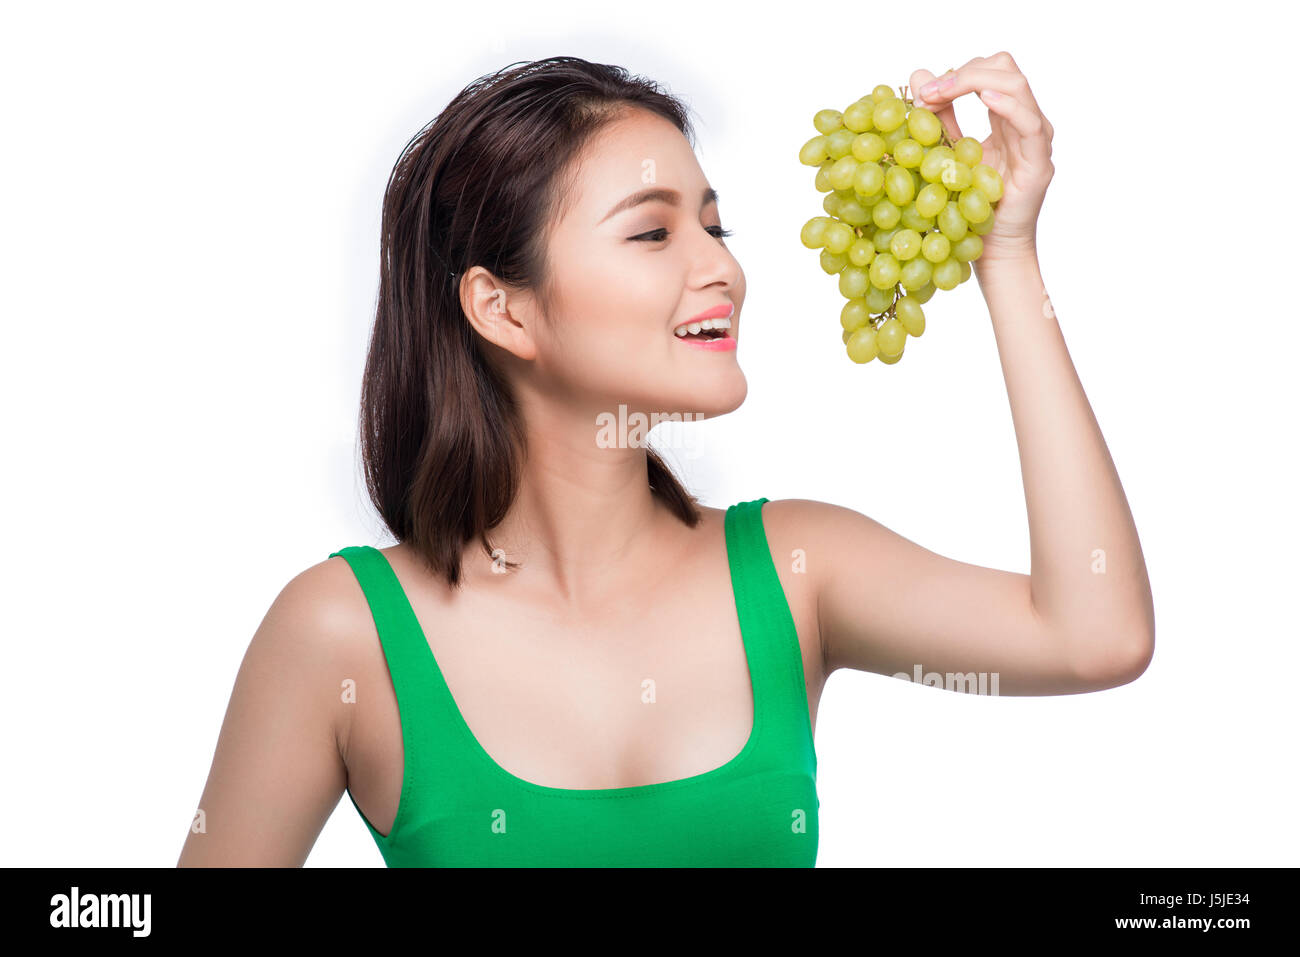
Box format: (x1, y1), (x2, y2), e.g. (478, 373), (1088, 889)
(327, 497), (819, 866)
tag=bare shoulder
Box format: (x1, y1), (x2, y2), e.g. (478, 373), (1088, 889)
(744, 498), (831, 679)
(749, 497), (846, 569)
(261, 554), (384, 749)
(176, 554), (377, 866)
(271, 554), (380, 659)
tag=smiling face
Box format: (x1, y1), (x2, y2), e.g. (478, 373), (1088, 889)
(470, 107), (748, 424)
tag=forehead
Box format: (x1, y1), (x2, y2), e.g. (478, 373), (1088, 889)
(565, 110), (707, 225)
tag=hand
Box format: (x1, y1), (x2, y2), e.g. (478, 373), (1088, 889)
(909, 52), (1054, 264)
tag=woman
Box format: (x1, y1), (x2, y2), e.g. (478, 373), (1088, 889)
(178, 54), (1154, 867)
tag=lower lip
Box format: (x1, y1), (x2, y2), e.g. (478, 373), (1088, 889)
(674, 332), (736, 351)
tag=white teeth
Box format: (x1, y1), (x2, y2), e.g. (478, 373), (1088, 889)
(674, 316), (733, 337)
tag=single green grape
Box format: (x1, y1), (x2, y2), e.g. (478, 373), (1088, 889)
(932, 257), (962, 290)
(915, 182), (948, 219)
(912, 281), (936, 304)
(889, 227), (923, 261)
(820, 249), (848, 274)
(824, 221), (855, 254)
(842, 100), (876, 133)
(870, 84), (896, 103)
(827, 155), (858, 191)
(892, 138), (924, 168)
(872, 98), (907, 132)
(800, 217), (830, 249)
(866, 283), (896, 312)
(899, 201), (934, 233)
(971, 163), (1004, 202)
(826, 128), (855, 159)
(899, 256), (933, 291)
(851, 132), (887, 163)
(899, 259), (933, 292)
(938, 201), (969, 241)
(814, 109), (844, 135)
(895, 296), (925, 336)
(919, 145), (955, 183)
(953, 136), (982, 167)
(958, 259), (972, 283)
(848, 237), (876, 267)
(846, 325), (880, 363)
(951, 233), (984, 262)
(868, 252), (901, 289)
(799, 135), (830, 166)
(837, 198), (871, 226)
(839, 263), (871, 298)
(921, 231), (950, 263)
(852, 161), (885, 196)
(841, 297), (871, 332)
(906, 107), (943, 146)
(958, 187), (992, 224)
(884, 165), (916, 206)
(822, 193), (840, 216)
(872, 198), (901, 229)
(940, 159), (973, 192)
(876, 317), (907, 357)
(814, 162), (834, 192)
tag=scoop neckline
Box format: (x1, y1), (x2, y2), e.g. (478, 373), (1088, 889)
(366, 501), (766, 799)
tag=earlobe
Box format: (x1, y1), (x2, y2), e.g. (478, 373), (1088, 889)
(465, 284), (538, 362)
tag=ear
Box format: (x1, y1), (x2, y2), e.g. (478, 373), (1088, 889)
(459, 266), (538, 361)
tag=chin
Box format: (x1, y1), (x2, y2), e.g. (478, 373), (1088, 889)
(672, 371), (749, 420)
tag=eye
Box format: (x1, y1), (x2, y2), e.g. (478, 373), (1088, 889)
(630, 226), (735, 242)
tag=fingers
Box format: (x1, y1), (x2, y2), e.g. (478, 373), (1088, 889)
(915, 61), (1051, 163)
(979, 87), (1051, 166)
(908, 68), (939, 96)
(919, 65), (1035, 113)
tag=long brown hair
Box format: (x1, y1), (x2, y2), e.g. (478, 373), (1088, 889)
(358, 57), (703, 589)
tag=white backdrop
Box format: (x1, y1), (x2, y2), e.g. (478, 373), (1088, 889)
(3, 0), (1296, 867)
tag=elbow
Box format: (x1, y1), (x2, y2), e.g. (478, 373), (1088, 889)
(1072, 628), (1154, 691)
(1115, 632), (1154, 685)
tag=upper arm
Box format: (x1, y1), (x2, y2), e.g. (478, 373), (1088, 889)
(783, 499), (1148, 696)
(177, 560), (360, 866)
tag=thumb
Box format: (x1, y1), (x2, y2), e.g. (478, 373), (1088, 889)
(908, 68), (941, 107)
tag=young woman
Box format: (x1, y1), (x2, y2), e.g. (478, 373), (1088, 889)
(178, 54), (1154, 867)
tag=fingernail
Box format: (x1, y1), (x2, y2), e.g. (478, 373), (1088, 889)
(920, 81), (937, 95)
(981, 89), (1002, 101)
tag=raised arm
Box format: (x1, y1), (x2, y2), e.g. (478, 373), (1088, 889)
(796, 54), (1154, 696)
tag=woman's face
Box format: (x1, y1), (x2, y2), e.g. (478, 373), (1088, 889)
(481, 108), (748, 425)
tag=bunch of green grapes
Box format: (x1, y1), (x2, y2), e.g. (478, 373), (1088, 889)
(798, 83), (1004, 364)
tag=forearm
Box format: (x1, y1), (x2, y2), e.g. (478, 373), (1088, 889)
(975, 250), (1155, 672)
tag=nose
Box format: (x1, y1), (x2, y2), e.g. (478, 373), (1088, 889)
(690, 228), (742, 293)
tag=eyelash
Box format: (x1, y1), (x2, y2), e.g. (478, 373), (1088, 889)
(632, 226), (734, 242)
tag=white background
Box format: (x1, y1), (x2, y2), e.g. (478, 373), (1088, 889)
(3, 0), (1296, 868)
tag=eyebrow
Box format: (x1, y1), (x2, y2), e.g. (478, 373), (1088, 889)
(599, 186), (719, 225)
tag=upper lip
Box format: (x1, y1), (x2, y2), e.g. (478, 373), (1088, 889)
(675, 303), (735, 331)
